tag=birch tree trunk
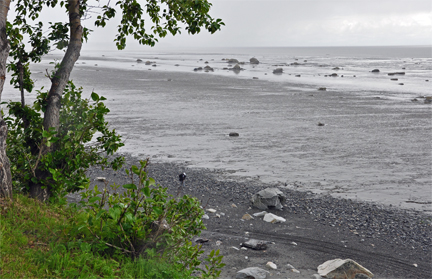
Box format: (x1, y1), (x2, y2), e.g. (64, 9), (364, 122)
(29, 0), (83, 201)
(0, 0), (13, 199)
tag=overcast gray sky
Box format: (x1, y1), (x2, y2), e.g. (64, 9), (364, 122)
(12, 0), (432, 50)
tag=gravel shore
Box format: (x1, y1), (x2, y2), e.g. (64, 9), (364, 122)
(68, 154), (432, 278)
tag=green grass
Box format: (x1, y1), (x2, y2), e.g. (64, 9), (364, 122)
(0, 194), (194, 278)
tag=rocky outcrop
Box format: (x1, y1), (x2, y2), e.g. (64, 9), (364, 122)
(251, 188), (286, 210)
(317, 259), (374, 279)
(250, 57), (259, 64)
(236, 267), (269, 279)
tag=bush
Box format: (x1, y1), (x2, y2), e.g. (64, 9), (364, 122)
(5, 80), (124, 201)
(74, 160), (225, 277)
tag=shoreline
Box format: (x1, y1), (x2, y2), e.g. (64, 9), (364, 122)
(70, 153), (432, 278)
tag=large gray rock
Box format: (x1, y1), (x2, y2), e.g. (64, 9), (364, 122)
(228, 58), (239, 64)
(241, 239), (269, 250)
(251, 188), (286, 210)
(317, 259), (374, 279)
(236, 267), (269, 279)
(250, 57), (260, 64)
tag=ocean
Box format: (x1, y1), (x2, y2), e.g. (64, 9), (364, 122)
(2, 45), (432, 213)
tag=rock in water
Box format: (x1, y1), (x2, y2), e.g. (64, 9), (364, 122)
(371, 69), (380, 73)
(273, 68), (283, 74)
(236, 267), (270, 279)
(317, 259), (374, 279)
(250, 57), (260, 64)
(251, 188), (286, 210)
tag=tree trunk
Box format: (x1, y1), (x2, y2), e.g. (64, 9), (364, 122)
(30, 0), (83, 201)
(0, 0), (13, 200)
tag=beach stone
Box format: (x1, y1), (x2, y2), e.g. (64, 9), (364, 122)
(136, 59), (143, 62)
(236, 267), (269, 279)
(242, 213), (253, 220)
(371, 69), (379, 73)
(241, 239), (268, 250)
(229, 132), (240, 137)
(204, 65), (214, 71)
(263, 213), (286, 223)
(266, 262), (277, 270)
(253, 211), (268, 217)
(424, 97), (432, 104)
(207, 208), (217, 213)
(96, 177), (106, 181)
(317, 259), (374, 279)
(251, 188), (286, 210)
(145, 61), (152, 65)
(228, 58), (239, 64)
(332, 67), (340, 70)
(202, 214), (209, 219)
(250, 57), (260, 64)
(330, 73), (338, 77)
(273, 68), (283, 74)
(318, 87), (327, 91)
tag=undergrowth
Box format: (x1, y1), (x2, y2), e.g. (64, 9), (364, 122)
(0, 192), (221, 278)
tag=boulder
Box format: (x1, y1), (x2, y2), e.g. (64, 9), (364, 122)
(229, 132), (239, 137)
(317, 259), (374, 279)
(204, 65), (214, 72)
(136, 59), (143, 62)
(332, 67), (340, 70)
(241, 239), (268, 250)
(371, 69), (379, 73)
(263, 213), (286, 223)
(145, 61), (152, 65)
(236, 267), (269, 279)
(273, 68), (283, 74)
(251, 188), (286, 210)
(228, 58), (239, 64)
(330, 73), (338, 77)
(250, 57), (260, 64)
(233, 64), (241, 70)
(318, 87), (327, 91)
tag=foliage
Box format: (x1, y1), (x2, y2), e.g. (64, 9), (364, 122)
(75, 159), (223, 278)
(5, 79), (124, 201)
(0, 194), (195, 278)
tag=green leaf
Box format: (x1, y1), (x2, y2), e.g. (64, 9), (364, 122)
(88, 196), (101, 203)
(123, 183), (137, 190)
(91, 92), (99, 101)
(142, 186), (150, 197)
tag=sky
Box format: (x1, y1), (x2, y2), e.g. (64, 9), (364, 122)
(10, 0), (432, 50)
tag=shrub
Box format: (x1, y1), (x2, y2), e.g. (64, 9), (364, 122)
(5, 80), (124, 201)
(74, 160), (225, 277)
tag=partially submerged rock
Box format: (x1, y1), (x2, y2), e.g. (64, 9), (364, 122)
(236, 267), (269, 279)
(273, 68), (283, 74)
(317, 259), (374, 279)
(250, 57), (260, 64)
(251, 188), (286, 210)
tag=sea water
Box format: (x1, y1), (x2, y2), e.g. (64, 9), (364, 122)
(2, 45), (431, 212)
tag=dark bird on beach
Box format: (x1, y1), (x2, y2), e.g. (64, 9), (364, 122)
(179, 173), (187, 183)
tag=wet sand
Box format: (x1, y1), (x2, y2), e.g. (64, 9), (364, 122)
(58, 62), (432, 213)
